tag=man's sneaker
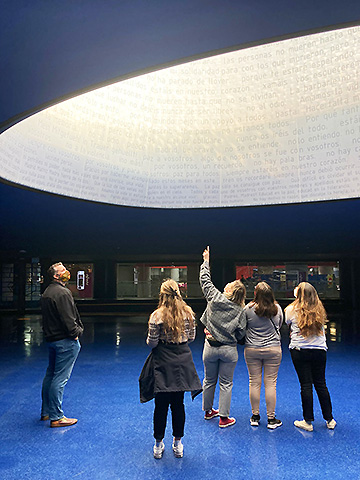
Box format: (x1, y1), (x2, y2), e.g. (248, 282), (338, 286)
(153, 441), (165, 459)
(204, 408), (219, 420)
(326, 419), (337, 430)
(219, 416), (236, 428)
(267, 418), (283, 429)
(172, 440), (183, 458)
(294, 419), (313, 431)
(250, 414), (260, 426)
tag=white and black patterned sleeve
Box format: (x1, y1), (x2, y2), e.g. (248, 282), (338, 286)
(146, 312), (160, 348)
(186, 316), (196, 343)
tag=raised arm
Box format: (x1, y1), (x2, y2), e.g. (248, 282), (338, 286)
(199, 247), (220, 302)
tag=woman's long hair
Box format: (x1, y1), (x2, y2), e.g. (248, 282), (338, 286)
(152, 279), (194, 343)
(286, 282), (327, 337)
(250, 281), (278, 318)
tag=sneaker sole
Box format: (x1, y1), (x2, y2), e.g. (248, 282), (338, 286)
(172, 449), (183, 458)
(267, 422), (282, 429)
(205, 414), (219, 420)
(153, 445), (165, 459)
(219, 421), (236, 428)
(250, 422), (259, 426)
(326, 421), (336, 429)
(294, 423), (313, 432)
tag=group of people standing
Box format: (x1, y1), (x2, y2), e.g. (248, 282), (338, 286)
(38, 256), (336, 461)
(140, 247), (336, 459)
(200, 247), (283, 430)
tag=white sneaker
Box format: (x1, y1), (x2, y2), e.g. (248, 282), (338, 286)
(326, 419), (337, 429)
(172, 440), (184, 458)
(153, 441), (165, 459)
(294, 419), (313, 431)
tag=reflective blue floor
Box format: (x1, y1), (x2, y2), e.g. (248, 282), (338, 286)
(0, 312), (360, 480)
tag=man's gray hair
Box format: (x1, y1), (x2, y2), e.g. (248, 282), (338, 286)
(47, 262), (63, 279)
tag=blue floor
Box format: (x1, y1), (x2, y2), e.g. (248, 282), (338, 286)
(0, 312), (360, 480)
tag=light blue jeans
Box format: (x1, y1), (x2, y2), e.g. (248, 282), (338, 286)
(41, 338), (81, 421)
(202, 341), (238, 417)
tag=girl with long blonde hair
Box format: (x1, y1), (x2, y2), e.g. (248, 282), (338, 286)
(154, 279), (195, 343)
(285, 282), (336, 431)
(139, 279), (201, 459)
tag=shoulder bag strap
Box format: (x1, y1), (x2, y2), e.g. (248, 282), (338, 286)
(269, 317), (280, 336)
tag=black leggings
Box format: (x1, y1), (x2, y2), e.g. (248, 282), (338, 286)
(153, 391), (185, 440)
(290, 348), (333, 422)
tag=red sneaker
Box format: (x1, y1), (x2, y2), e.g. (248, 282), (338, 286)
(219, 416), (236, 428)
(204, 409), (219, 420)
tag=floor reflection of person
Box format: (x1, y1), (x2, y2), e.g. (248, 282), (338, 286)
(40, 262), (84, 428)
(199, 247), (246, 428)
(285, 282), (336, 431)
(139, 279), (202, 459)
(243, 282), (283, 429)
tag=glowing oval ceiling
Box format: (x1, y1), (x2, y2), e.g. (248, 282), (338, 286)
(0, 25), (359, 208)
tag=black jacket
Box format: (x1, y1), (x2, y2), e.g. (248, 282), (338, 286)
(41, 281), (84, 342)
(139, 342), (202, 403)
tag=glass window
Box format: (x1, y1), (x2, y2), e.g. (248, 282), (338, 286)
(1, 263), (14, 303)
(64, 263), (94, 300)
(149, 266), (188, 297)
(25, 260), (42, 302)
(236, 262), (340, 300)
(116, 263), (202, 299)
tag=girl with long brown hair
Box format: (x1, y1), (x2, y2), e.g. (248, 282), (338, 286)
(139, 279), (202, 459)
(243, 282), (283, 429)
(285, 282), (336, 431)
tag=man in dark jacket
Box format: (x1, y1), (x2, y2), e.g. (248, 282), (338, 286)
(40, 262), (84, 427)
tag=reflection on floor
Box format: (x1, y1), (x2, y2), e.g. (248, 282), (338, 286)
(0, 312), (359, 480)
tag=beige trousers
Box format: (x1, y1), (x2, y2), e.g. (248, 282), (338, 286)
(244, 346), (282, 419)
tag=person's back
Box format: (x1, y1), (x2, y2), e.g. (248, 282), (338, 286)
(285, 282), (336, 432)
(244, 302), (282, 348)
(199, 256), (246, 345)
(243, 282), (283, 429)
(147, 308), (195, 347)
(140, 278), (201, 459)
(199, 246), (246, 428)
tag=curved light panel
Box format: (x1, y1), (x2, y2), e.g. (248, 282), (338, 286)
(1, 26), (359, 208)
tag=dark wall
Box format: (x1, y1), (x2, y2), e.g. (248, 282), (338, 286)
(1, 2), (360, 272)
(1, 181), (360, 259)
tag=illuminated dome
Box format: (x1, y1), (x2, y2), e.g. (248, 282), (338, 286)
(0, 25), (359, 208)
